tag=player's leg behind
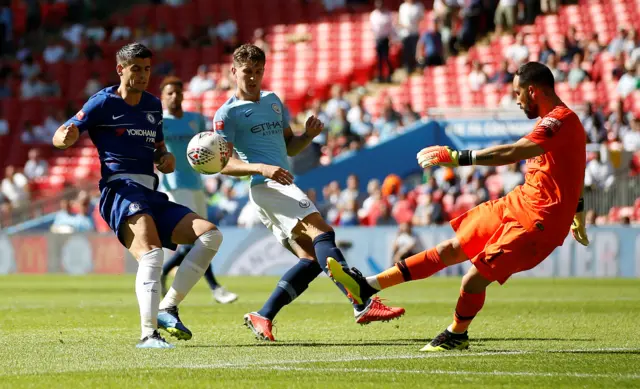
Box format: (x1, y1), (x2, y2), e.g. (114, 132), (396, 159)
(161, 245), (189, 295)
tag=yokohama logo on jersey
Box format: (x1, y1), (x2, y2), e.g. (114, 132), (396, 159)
(215, 121), (224, 131)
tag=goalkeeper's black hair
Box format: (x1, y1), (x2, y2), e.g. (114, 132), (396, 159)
(515, 62), (555, 89)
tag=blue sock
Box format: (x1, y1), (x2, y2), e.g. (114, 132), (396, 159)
(258, 258), (322, 320)
(312, 231), (365, 310)
(203, 265), (219, 290)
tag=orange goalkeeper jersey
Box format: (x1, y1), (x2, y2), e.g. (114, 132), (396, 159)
(504, 104), (586, 245)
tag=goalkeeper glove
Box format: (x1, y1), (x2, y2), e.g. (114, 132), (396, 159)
(417, 146), (475, 168)
(571, 212), (589, 247)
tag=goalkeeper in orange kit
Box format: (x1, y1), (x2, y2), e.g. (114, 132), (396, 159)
(328, 62), (590, 352)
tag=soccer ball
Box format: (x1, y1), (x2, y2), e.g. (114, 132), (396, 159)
(186, 131), (231, 174)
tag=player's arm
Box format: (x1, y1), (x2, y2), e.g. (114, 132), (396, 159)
(284, 116), (324, 156)
(154, 140), (176, 174)
(571, 186), (589, 246)
(221, 142), (294, 185)
(417, 138), (545, 168)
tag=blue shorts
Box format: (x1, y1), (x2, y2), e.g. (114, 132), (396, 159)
(99, 178), (193, 250)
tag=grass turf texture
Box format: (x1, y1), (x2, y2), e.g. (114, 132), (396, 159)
(1, 275), (639, 388)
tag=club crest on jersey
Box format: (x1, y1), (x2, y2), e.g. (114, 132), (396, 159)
(215, 121), (224, 131)
(146, 113), (156, 124)
(271, 103), (281, 114)
(129, 202), (141, 213)
(76, 110), (85, 120)
(299, 199), (311, 209)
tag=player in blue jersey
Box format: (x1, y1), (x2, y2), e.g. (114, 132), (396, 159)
(215, 44), (405, 342)
(158, 76), (238, 304)
(52, 43), (223, 349)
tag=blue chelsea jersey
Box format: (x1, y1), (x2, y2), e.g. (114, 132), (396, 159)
(64, 86), (164, 188)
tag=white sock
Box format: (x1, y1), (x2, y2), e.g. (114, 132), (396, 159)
(159, 229), (223, 310)
(135, 248), (164, 339)
(366, 276), (381, 290)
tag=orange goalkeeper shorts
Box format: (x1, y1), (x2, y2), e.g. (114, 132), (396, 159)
(449, 198), (558, 284)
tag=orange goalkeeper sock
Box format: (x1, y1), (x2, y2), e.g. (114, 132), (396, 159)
(449, 289), (486, 334)
(376, 248), (445, 290)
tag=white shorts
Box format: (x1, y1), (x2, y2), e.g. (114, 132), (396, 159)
(164, 189), (208, 218)
(249, 181), (319, 243)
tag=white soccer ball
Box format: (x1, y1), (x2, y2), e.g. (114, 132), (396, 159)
(186, 131), (231, 174)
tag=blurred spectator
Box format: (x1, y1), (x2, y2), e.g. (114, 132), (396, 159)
(110, 16), (132, 42)
(413, 192), (442, 226)
(581, 102), (606, 143)
(501, 163), (524, 193)
(584, 33), (603, 62)
(40, 74), (61, 98)
(623, 29), (638, 56)
(416, 19), (444, 67)
(400, 102), (420, 126)
(398, 0), (424, 75)
(0, 112), (7, 136)
(622, 115), (640, 152)
(51, 199), (95, 234)
(62, 22), (85, 46)
(84, 72), (103, 98)
(562, 26), (583, 63)
(253, 28), (270, 54)
(392, 189), (414, 224)
(391, 222), (423, 263)
(608, 27), (628, 56)
(84, 37), (104, 61)
(339, 174), (364, 209)
(85, 20), (106, 43)
(456, 0), (483, 50)
(20, 55), (41, 79)
(358, 179), (381, 221)
(43, 37), (66, 64)
(24, 148), (48, 179)
(607, 99), (631, 141)
(617, 63), (639, 98)
(1, 166), (29, 208)
(347, 95), (371, 124)
(584, 151), (615, 190)
(216, 12), (239, 53)
(585, 209), (596, 225)
(376, 201), (397, 226)
(329, 107), (352, 137)
(612, 53), (627, 80)
(375, 104), (403, 140)
(505, 33), (530, 67)
(567, 53), (590, 89)
(21, 121), (51, 145)
(538, 36), (556, 65)
(188, 65), (216, 96)
(494, 0), (517, 34)
(489, 59), (514, 85)
(42, 108), (64, 140)
(325, 85), (350, 119)
(433, 0), (461, 31)
(307, 99), (330, 146)
(153, 52), (175, 77)
(541, 0), (558, 14)
(350, 108), (375, 138)
(468, 60), (487, 91)
(0, 77), (10, 98)
(152, 24), (175, 51)
(339, 198), (359, 226)
(546, 53), (565, 82)
(370, 0), (394, 83)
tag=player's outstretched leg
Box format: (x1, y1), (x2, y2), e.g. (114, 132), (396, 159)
(158, 226), (223, 341)
(161, 245), (190, 296)
(311, 228), (405, 324)
(244, 258), (323, 341)
(421, 266), (490, 352)
(205, 265), (238, 304)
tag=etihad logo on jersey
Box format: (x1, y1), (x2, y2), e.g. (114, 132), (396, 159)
(251, 121), (282, 135)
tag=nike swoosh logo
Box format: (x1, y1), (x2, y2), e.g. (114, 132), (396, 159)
(244, 111), (253, 117)
(112, 114), (125, 120)
(143, 281), (154, 285)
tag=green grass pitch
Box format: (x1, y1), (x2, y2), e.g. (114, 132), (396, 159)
(1, 275), (639, 388)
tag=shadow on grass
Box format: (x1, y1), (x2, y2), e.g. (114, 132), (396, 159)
(185, 340), (425, 348)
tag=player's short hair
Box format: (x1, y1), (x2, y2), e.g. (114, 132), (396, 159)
(160, 76), (183, 92)
(116, 43), (153, 66)
(515, 62), (555, 89)
(232, 44), (266, 67)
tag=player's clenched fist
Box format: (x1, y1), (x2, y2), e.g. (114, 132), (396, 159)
(260, 164), (294, 186)
(304, 115), (324, 138)
(417, 146), (460, 168)
(55, 123), (80, 149)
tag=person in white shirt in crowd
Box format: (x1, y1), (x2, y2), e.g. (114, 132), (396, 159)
(23, 148), (48, 180)
(20, 121), (49, 145)
(62, 22), (85, 46)
(20, 55), (40, 80)
(584, 151), (615, 191)
(347, 95), (371, 124)
(325, 84), (351, 119)
(370, 0), (395, 83)
(188, 65), (215, 96)
(83, 72), (103, 98)
(505, 33), (530, 67)
(545, 52), (565, 82)
(152, 24), (175, 51)
(608, 27), (628, 56)
(617, 63), (639, 98)
(567, 52), (590, 89)
(468, 60), (487, 92)
(1, 166), (30, 208)
(581, 102), (606, 143)
(622, 115), (640, 152)
(43, 37), (66, 64)
(253, 28), (270, 54)
(85, 19), (107, 43)
(398, 0), (424, 75)
(494, 0), (517, 34)
(110, 16), (132, 42)
(500, 163), (524, 193)
(391, 222), (424, 263)
(216, 12), (238, 43)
